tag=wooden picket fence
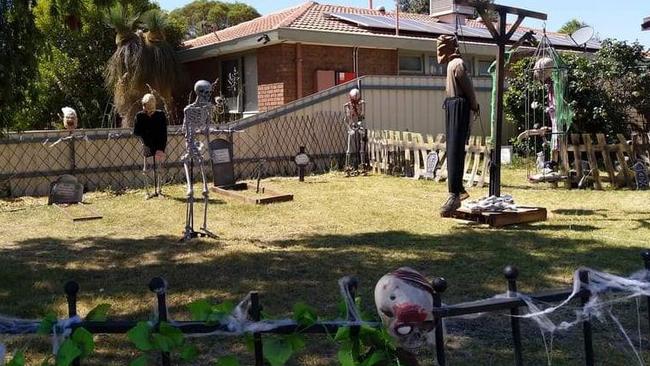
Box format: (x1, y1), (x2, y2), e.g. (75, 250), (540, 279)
(367, 130), (490, 188)
(558, 133), (649, 190)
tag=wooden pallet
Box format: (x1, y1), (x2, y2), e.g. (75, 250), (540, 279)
(368, 130), (490, 187)
(558, 133), (647, 189)
(211, 183), (293, 205)
(447, 206), (547, 228)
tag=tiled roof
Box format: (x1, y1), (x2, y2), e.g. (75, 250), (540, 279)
(182, 1), (594, 50)
(182, 2), (313, 48)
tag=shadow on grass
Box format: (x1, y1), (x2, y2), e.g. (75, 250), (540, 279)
(552, 209), (609, 216)
(1, 229), (647, 320)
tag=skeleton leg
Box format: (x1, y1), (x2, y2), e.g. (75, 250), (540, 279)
(198, 161), (210, 231)
(152, 155), (160, 195)
(345, 129), (353, 171)
(143, 156), (154, 199)
(183, 159), (195, 239)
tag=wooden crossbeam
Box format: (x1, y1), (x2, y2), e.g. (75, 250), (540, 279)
(455, 0), (547, 21)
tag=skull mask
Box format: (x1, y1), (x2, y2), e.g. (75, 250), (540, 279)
(61, 107), (78, 131)
(194, 80), (212, 104)
(374, 267), (435, 351)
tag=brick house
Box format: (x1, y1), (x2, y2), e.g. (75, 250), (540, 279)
(178, 1), (597, 117)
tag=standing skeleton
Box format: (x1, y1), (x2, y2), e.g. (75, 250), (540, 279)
(181, 80), (217, 241)
(344, 88), (368, 175)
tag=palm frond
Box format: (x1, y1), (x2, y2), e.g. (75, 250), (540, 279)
(105, 3), (140, 36)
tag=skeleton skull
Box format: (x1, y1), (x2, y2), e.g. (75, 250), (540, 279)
(533, 57), (554, 82)
(61, 107), (77, 131)
(194, 80), (212, 104)
(374, 268), (435, 351)
(349, 88), (361, 101)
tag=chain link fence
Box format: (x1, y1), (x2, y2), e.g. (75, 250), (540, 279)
(0, 112), (348, 197)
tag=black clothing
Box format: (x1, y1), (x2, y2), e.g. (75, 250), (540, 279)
(134, 110), (167, 157)
(444, 97), (471, 195)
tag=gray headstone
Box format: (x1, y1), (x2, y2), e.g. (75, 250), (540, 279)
(48, 175), (84, 205)
(633, 161), (649, 190)
(209, 137), (235, 187)
(423, 151), (439, 179)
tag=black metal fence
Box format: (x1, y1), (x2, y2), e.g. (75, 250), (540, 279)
(0, 112), (348, 197)
(7, 250), (649, 365)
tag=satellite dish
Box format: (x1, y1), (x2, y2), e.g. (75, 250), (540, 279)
(570, 26), (595, 46)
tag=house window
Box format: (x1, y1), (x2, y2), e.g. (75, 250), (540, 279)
(429, 56), (447, 76)
(399, 55), (424, 74)
(478, 60), (493, 76)
(220, 54), (258, 113)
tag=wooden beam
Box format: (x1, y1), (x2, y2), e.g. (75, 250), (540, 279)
(476, 7), (500, 39)
(455, 0), (547, 21)
(505, 15), (525, 41)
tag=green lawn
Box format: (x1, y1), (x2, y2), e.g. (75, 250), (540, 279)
(1, 167), (649, 365)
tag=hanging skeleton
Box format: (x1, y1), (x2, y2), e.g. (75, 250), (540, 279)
(344, 88), (368, 176)
(524, 32), (574, 183)
(181, 80), (218, 241)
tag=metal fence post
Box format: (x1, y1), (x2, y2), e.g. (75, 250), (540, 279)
(504, 265), (523, 366)
(579, 270), (594, 366)
(432, 277), (448, 366)
(346, 277), (361, 361)
(249, 292), (264, 366)
(149, 277), (170, 366)
(64, 281), (81, 366)
(641, 250), (650, 334)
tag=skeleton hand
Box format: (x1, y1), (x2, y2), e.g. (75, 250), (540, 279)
(155, 150), (166, 161)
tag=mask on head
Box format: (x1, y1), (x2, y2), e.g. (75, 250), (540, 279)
(142, 93), (157, 115)
(61, 107), (78, 131)
(374, 267), (435, 351)
(194, 80), (212, 103)
(436, 35), (459, 64)
(533, 57), (554, 82)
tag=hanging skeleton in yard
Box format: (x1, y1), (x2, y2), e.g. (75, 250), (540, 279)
(180, 80), (218, 241)
(344, 88), (368, 176)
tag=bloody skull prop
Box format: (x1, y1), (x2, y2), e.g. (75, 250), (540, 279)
(374, 267), (435, 350)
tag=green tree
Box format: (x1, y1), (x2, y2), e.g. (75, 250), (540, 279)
(398, 0), (428, 14)
(105, 4), (185, 127)
(169, 0), (259, 39)
(558, 18), (588, 35)
(0, 0), (42, 131)
(504, 39), (650, 143)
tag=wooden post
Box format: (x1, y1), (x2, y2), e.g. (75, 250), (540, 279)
(489, 9), (507, 197)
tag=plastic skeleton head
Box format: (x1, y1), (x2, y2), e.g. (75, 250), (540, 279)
(533, 57), (554, 82)
(374, 267), (435, 350)
(61, 107), (77, 131)
(349, 88), (361, 102)
(194, 80), (212, 104)
(142, 93), (156, 115)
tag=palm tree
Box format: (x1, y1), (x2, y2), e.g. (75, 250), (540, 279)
(105, 5), (183, 127)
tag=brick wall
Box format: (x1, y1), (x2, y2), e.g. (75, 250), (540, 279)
(257, 44), (297, 111)
(255, 44), (398, 111)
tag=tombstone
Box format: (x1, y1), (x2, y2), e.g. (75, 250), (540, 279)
(294, 146), (310, 182)
(48, 175), (84, 205)
(423, 151), (439, 179)
(633, 161), (649, 190)
(209, 137), (235, 187)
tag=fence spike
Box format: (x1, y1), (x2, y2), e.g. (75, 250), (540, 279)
(504, 265), (523, 366)
(432, 277), (447, 366)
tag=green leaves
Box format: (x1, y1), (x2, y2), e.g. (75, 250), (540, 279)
(38, 313), (57, 335)
(292, 302), (317, 327)
(7, 351), (26, 366)
(186, 299), (235, 324)
(127, 321), (197, 363)
(55, 339), (82, 366)
(71, 327), (95, 357)
(214, 355), (240, 366)
(127, 322), (154, 351)
(262, 337), (294, 366)
(86, 303), (111, 321)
